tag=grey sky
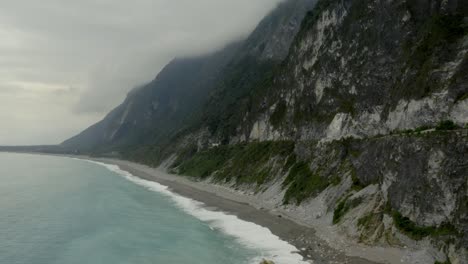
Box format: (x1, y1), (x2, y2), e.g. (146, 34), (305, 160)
(0, 0), (283, 145)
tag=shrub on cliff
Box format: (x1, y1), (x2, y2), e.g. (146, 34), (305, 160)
(435, 120), (459, 131)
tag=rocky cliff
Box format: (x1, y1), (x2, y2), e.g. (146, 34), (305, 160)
(168, 0), (468, 263)
(62, 0), (317, 157)
(63, 0), (467, 263)
(172, 129), (467, 263)
(225, 0), (468, 143)
(61, 42), (241, 153)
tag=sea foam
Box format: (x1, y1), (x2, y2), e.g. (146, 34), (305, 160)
(78, 159), (309, 264)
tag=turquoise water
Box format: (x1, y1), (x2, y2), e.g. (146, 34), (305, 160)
(0, 153), (265, 264)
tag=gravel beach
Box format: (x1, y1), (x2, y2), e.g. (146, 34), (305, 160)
(90, 157), (379, 264)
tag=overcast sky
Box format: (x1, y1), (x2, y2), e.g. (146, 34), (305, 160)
(0, 0), (283, 145)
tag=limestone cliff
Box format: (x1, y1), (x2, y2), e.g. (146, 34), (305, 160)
(168, 1), (468, 263)
(233, 0), (467, 143)
(61, 0), (467, 262)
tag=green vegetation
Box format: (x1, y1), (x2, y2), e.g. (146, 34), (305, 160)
(292, 105), (306, 125)
(392, 211), (432, 240)
(325, 89), (357, 117)
(283, 154), (297, 171)
(400, 14), (467, 99)
(411, 14), (467, 66)
(333, 195), (351, 224)
(333, 194), (363, 224)
(357, 212), (385, 243)
(214, 141), (295, 184)
(282, 161), (329, 205)
(171, 144), (198, 168)
(125, 141), (176, 167)
(202, 57), (279, 141)
(351, 170), (366, 191)
(455, 92), (468, 103)
(174, 141), (295, 185)
(340, 97), (356, 116)
(391, 211), (459, 240)
(390, 120), (461, 136)
(358, 212), (383, 229)
(175, 145), (233, 178)
(175, 140), (347, 205)
(281, 137), (370, 205)
(390, 125), (433, 136)
(357, 213), (374, 228)
(435, 120), (459, 131)
(347, 0), (371, 22)
(414, 125), (432, 133)
(270, 100), (287, 129)
(330, 175), (341, 186)
(434, 260), (451, 264)
(298, 0), (335, 39)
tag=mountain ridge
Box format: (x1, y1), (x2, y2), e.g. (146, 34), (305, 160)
(62, 0), (318, 155)
(13, 0), (468, 263)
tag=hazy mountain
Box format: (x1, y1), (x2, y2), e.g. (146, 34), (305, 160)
(63, 0), (318, 156)
(60, 0), (467, 262)
(62, 41), (241, 153)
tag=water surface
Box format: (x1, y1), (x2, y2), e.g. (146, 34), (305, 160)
(0, 153), (305, 264)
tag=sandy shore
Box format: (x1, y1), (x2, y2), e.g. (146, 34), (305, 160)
(88, 157), (378, 264)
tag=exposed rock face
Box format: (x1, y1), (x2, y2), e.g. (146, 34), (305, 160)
(61, 0), (467, 262)
(237, 0), (468, 142)
(172, 131), (467, 263)
(242, 0), (317, 61)
(61, 42), (242, 153)
(348, 132), (467, 240)
(316, 131), (467, 263)
(353, 135), (468, 224)
(62, 0), (318, 156)
(166, 1), (468, 262)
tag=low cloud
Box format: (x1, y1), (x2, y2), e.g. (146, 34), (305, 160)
(0, 0), (283, 145)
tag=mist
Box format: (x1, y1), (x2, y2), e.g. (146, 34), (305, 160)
(0, 0), (283, 145)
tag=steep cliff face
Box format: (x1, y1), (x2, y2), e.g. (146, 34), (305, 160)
(173, 130), (468, 263)
(63, 0), (317, 155)
(167, 0), (468, 263)
(198, 0), (318, 143)
(62, 0), (467, 262)
(233, 0), (468, 143)
(62, 42), (242, 153)
(240, 0), (317, 60)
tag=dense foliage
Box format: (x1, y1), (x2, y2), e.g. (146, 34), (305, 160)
(174, 141), (295, 186)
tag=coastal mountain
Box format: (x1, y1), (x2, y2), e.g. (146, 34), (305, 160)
(237, 0), (468, 142)
(61, 0), (467, 263)
(62, 0), (317, 157)
(62, 41), (242, 153)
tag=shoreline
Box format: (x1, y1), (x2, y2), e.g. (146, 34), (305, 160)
(1, 151), (401, 263)
(89, 157), (378, 264)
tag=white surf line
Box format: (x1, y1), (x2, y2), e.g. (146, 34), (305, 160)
(77, 158), (309, 264)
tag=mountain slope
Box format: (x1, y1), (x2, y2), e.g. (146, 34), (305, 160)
(61, 0), (467, 262)
(167, 0), (468, 263)
(200, 0), (318, 142)
(63, 0), (318, 157)
(225, 0), (468, 143)
(62, 42), (241, 153)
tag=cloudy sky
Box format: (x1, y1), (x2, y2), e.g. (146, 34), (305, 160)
(0, 0), (283, 145)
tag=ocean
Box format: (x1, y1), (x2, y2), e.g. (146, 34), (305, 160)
(0, 153), (305, 264)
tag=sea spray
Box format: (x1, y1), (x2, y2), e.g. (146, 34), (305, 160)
(81, 159), (308, 264)
(1, 153), (259, 264)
